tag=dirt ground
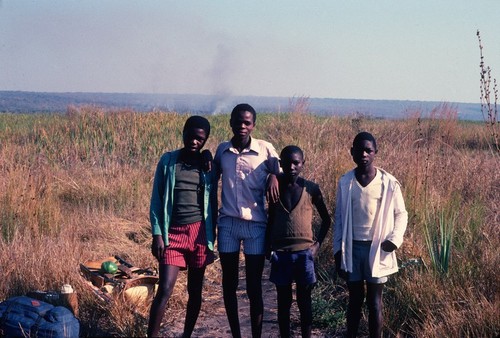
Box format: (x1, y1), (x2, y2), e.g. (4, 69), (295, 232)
(158, 256), (334, 338)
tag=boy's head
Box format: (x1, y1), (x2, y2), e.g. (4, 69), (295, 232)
(182, 115), (210, 153)
(230, 103), (256, 123)
(352, 131), (377, 150)
(230, 103), (256, 142)
(184, 115), (210, 137)
(351, 132), (377, 168)
(280, 145), (305, 178)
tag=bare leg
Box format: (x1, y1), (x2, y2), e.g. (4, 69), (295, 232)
(245, 254), (265, 338)
(182, 267), (206, 338)
(220, 252), (242, 338)
(147, 264), (180, 337)
(346, 281), (365, 338)
(276, 284), (293, 338)
(366, 283), (384, 338)
(296, 284), (313, 338)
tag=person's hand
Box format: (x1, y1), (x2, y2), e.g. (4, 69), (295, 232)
(151, 235), (165, 261)
(201, 149), (213, 172)
(310, 241), (321, 259)
(334, 251), (347, 280)
(266, 174), (279, 203)
(381, 240), (397, 252)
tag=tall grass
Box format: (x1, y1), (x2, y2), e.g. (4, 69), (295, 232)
(0, 106), (498, 337)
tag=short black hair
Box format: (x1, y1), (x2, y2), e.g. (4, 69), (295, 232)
(183, 115), (210, 138)
(353, 131), (377, 150)
(231, 103), (256, 122)
(280, 145), (304, 160)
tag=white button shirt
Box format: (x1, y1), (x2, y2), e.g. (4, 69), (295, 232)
(214, 137), (280, 223)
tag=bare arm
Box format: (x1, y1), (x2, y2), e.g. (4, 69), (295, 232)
(310, 185), (331, 258)
(266, 146), (281, 203)
(265, 201), (276, 260)
(266, 174), (279, 204)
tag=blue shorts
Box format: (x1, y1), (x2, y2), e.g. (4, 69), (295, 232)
(349, 241), (388, 284)
(217, 216), (266, 255)
(269, 249), (317, 286)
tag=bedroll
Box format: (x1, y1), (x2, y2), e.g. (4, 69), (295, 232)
(0, 296), (79, 338)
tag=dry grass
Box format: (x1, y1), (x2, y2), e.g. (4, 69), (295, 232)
(0, 105), (498, 337)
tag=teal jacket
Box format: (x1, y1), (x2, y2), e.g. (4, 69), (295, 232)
(150, 149), (216, 251)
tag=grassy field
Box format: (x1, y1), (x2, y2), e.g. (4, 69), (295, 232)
(0, 105), (498, 337)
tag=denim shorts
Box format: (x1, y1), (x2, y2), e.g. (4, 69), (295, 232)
(349, 241), (388, 284)
(269, 249), (317, 286)
(217, 216), (266, 255)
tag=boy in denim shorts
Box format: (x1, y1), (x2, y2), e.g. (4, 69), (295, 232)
(148, 116), (217, 338)
(333, 132), (407, 338)
(267, 145), (331, 338)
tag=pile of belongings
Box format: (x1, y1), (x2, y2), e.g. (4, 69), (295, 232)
(80, 255), (158, 304)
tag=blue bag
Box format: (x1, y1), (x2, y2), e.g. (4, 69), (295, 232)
(0, 296), (79, 338)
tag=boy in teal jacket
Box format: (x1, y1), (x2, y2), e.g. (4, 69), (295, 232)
(148, 116), (217, 338)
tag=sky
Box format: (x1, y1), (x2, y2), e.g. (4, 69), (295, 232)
(1, 1), (499, 104)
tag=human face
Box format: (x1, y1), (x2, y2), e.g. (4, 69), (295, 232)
(351, 140), (377, 169)
(182, 127), (207, 153)
(230, 110), (255, 143)
(280, 152), (304, 179)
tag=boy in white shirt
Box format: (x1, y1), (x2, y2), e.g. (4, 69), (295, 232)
(333, 132), (408, 338)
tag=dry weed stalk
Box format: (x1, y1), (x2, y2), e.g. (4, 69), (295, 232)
(477, 30), (499, 152)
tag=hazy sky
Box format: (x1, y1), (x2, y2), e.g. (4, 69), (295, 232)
(1, 1), (499, 103)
